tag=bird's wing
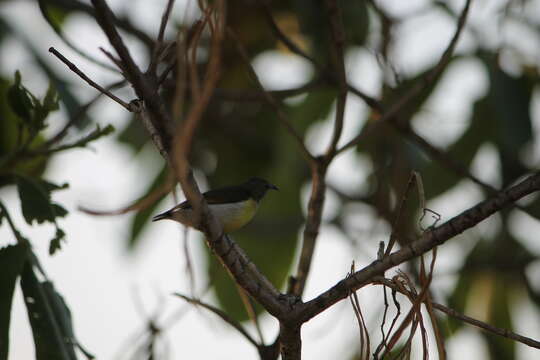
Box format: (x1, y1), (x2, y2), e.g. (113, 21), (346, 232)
(172, 186), (251, 210)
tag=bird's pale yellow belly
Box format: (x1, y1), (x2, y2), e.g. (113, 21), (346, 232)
(210, 199), (258, 233)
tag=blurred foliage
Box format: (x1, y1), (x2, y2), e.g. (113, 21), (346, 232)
(1, 0), (540, 359)
(0, 70), (111, 358)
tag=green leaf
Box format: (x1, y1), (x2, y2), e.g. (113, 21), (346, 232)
(41, 281), (82, 359)
(7, 71), (34, 123)
(419, 96), (494, 198)
(484, 278), (515, 360)
(41, 180), (69, 193)
(294, 0), (369, 61)
(15, 175), (56, 225)
(0, 243), (29, 360)
(117, 115), (150, 154)
(49, 228), (66, 256)
(129, 165), (168, 249)
(34, 84), (59, 126)
(20, 261), (76, 360)
(25, 43), (93, 131)
(484, 57), (534, 185)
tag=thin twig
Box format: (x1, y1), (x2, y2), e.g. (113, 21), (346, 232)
(337, 0), (473, 155)
(44, 0), (154, 47)
(236, 284), (265, 344)
(91, 0), (174, 155)
(294, 170), (540, 322)
(323, 0), (348, 160)
(259, 2), (380, 110)
(432, 302), (540, 349)
(99, 46), (125, 72)
(79, 173), (174, 215)
(42, 79), (127, 149)
(399, 126), (540, 222)
(174, 293), (260, 348)
(375, 278), (540, 350)
(148, 0), (176, 75)
(291, 163), (327, 297)
(226, 28), (314, 163)
(48, 47), (132, 111)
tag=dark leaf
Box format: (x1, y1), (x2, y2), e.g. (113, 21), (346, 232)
(42, 281), (88, 359)
(484, 278), (515, 360)
(41, 180), (69, 193)
(128, 165), (168, 249)
(294, 0), (369, 60)
(27, 44), (93, 131)
(15, 175), (56, 225)
(20, 261), (77, 360)
(0, 243), (29, 360)
(34, 84), (60, 125)
(484, 57), (534, 185)
(49, 228), (66, 256)
(117, 115), (149, 154)
(419, 96), (494, 198)
(7, 71), (34, 123)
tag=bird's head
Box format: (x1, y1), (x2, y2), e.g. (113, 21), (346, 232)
(243, 177), (278, 201)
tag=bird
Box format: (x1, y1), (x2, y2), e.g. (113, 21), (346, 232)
(152, 177), (278, 233)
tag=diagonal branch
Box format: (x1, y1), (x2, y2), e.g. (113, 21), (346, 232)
(337, 0), (473, 155)
(148, 0), (176, 75)
(323, 0), (348, 160)
(227, 28), (314, 163)
(48, 47), (132, 111)
(294, 170), (540, 322)
(168, 2), (288, 320)
(91, 0), (174, 157)
(374, 278), (540, 350)
(174, 293), (260, 348)
(259, 2), (380, 110)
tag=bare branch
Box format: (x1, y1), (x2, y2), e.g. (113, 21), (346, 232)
(227, 28), (314, 163)
(174, 293), (260, 348)
(291, 163), (326, 297)
(432, 302), (540, 350)
(91, 0), (174, 155)
(294, 171), (540, 322)
(337, 0), (473, 155)
(79, 173), (174, 216)
(148, 0), (176, 75)
(259, 2), (380, 110)
(323, 0), (348, 160)
(48, 47), (132, 111)
(236, 284), (265, 344)
(167, 1), (287, 320)
(375, 278), (540, 350)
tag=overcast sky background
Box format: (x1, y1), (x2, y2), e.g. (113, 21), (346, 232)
(1, 0), (540, 359)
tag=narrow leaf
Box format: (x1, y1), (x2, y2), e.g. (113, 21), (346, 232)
(20, 261), (76, 360)
(0, 243), (29, 360)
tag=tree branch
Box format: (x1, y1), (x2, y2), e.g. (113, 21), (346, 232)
(174, 293), (260, 348)
(90, 0), (174, 157)
(323, 0), (348, 160)
(337, 0), (473, 155)
(48, 47), (132, 111)
(374, 278), (540, 350)
(294, 171), (540, 322)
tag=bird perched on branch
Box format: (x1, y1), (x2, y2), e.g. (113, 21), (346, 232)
(152, 177), (278, 233)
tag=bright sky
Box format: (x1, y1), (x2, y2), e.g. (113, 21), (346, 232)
(1, 0), (540, 359)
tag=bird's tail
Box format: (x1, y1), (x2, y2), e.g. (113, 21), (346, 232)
(152, 210), (171, 222)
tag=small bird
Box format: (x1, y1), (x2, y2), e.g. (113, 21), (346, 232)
(152, 177), (278, 233)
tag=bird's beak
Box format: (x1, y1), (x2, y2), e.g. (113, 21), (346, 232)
(268, 183), (279, 191)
